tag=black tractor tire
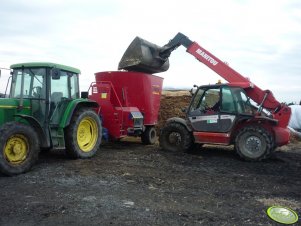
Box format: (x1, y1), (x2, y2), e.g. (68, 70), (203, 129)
(0, 122), (39, 176)
(141, 126), (157, 145)
(65, 108), (102, 159)
(159, 122), (193, 152)
(235, 126), (274, 161)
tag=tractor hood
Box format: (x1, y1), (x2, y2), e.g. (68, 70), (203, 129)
(0, 98), (31, 126)
(118, 37), (169, 74)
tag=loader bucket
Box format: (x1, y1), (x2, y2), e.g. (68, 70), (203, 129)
(118, 37), (169, 74)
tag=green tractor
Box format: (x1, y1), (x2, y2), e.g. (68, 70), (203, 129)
(0, 62), (102, 176)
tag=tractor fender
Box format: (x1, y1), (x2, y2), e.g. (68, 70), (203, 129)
(165, 117), (192, 132)
(231, 116), (281, 145)
(14, 114), (50, 148)
(59, 99), (99, 128)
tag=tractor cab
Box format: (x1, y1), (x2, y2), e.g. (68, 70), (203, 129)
(1, 62), (82, 148)
(9, 62), (80, 124)
(187, 84), (255, 135)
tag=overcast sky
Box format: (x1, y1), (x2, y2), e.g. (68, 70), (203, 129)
(0, 0), (300, 103)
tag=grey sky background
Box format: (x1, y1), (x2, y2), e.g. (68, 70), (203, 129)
(0, 0), (300, 103)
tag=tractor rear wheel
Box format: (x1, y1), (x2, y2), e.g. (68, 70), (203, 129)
(235, 126), (274, 161)
(159, 122), (193, 152)
(65, 108), (102, 159)
(141, 126), (157, 145)
(0, 122), (39, 176)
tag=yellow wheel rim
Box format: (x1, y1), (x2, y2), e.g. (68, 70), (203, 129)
(77, 116), (98, 152)
(4, 134), (29, 164)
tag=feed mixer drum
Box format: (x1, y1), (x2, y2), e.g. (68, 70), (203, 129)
(95, 71), (163, 125)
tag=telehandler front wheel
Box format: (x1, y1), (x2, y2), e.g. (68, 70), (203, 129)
(141, 126), (157, 145)
(235, 126), (274, 161)
(65, 108), (102, 159)
(0, 122), (39, 176)
(159, 122), (193, 152)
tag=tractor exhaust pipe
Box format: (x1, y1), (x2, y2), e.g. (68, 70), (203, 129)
(118, 37), (170, 74)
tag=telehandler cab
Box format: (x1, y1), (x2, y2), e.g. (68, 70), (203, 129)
(0, 62), (102, 175)
(119, 33), (291, 161)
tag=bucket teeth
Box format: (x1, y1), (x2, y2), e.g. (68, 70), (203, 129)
(118, 37), (169, 74)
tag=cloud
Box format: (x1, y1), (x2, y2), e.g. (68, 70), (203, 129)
(0, 0), (300, 103)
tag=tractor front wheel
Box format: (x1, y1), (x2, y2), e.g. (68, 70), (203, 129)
(0, 122), (39, 176)
(159, 122), (193, 152)
(65, 108), (102, 159)
(235, 126), (274, 161)
(141, 126), (157, 145)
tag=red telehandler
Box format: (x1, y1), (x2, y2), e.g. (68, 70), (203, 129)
(119, 32), (291, 161)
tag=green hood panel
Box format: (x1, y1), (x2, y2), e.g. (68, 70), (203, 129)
(0, 98), (31, 125)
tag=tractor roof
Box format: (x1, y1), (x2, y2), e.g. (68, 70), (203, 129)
(10, 62), (81, 74)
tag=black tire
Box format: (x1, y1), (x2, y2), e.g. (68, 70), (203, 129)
(235, 126), (274, 161)
(0, 122), (39, 176)
(159, 122), (193, 152)
(141, 126), (157, 145)
(65, 108), (102, 159)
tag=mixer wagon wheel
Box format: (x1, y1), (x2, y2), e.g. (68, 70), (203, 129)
(234, 126), (274, 161)
(65, 108), (102, 159)
(0, 122), (39, 176)
(159, 122), (193, 152)
(141, 126), (157, 145)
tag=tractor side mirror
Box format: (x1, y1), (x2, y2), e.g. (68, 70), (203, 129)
(190, 84), (198, 96)
(52, 68), (61, 80)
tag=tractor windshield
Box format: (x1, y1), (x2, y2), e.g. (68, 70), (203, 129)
(189, 85), (255, 115)
(10, 68), (46, 99)
(189, 87), (220, 113)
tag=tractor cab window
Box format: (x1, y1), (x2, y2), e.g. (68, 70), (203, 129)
(221, 86), (254, 115)
(69, 73), (79, 99)
(190, 88), (205, 112)
(50, 70), (69, 121)
(10, 68), (46, 99)
(189, 87), (220, 115)
(51, 71), (79, 101)
(51, 71), (68, 99)
(50, 70), (80, 121)
(220, 87), (236, 113)
(202, 88), (220, 111)
(231, 87), (254, 114)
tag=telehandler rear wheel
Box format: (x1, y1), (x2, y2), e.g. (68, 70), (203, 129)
(159, 122), (193, 152)
(65, 108), (102, 159)
(141, 126), (157, 145)
(235, 126), (274, 161)
(0, 122), (39, 176)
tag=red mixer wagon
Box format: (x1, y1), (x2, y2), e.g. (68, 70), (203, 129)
(88, 71), (163, 144)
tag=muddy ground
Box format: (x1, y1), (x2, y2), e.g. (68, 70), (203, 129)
(0, 93), (300, 226)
